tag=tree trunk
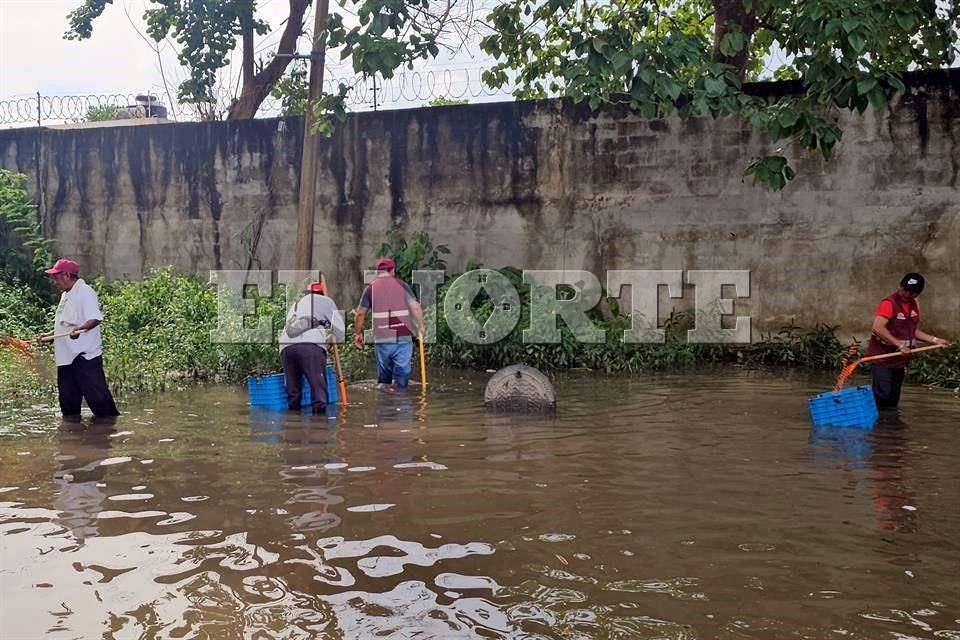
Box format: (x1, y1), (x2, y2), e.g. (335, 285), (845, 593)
(295, 0), (331, 271)
(241, 24), (255, 88)
(712, 0), (757, 80)
(229, 0), (311, 120)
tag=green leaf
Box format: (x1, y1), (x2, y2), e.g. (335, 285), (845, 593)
(848, 32), (866, 53)
(856, 77), (877, 95)
(835, 79), (856, 107)
(719, 31), (746, 57)
(777, 108), (800, 128)
(768, 120), (782, 140)
(612, 51), (633, 71)
(895, 11), (916, 32)
(662, 79), (682, 101)
(704, 76), (726, 97)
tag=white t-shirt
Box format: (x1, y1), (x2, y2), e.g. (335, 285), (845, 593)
(278, 294), (345, 354)
(53, 279), (104, 367)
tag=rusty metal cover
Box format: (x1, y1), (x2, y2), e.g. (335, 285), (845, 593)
(484, 365), (556, 413)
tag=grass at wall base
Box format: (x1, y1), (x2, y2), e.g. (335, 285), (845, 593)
(1, 269), (956, 410)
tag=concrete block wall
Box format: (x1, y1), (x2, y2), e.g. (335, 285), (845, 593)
(1, 70), (957, 339)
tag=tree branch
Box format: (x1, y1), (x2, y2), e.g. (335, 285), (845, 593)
(229, 0), (311, 119)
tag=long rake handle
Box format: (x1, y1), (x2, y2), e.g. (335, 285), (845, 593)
(320, 273), (349, 405)
(418, 331), (427, 389)
(858, 343), (946, 364)
(330, 341), (348, 404)
(38, 329), (87, 343)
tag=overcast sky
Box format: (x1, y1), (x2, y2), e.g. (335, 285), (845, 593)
(0, 0), (502, 118)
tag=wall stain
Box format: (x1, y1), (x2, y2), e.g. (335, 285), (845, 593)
(206, 124), (225, 270)
(329, 117), (370, 231)
(913, 93), (930, 155)
(48, 132), (73, 239)
(943, 87), (960, 188)
(98, 129), (118, 215)
(387, 111), (409, 224)
(0, 68), (956, 321)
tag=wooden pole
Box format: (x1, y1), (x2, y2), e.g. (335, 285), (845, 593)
(320, 273), (349, 405)
(858, 343), (945, 364)
(294, 0), (331, 271)
(418, 331), (427, 389)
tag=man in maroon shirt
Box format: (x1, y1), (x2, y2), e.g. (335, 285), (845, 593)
(353, 258), (424, 389)
(867, 273), (951, 410)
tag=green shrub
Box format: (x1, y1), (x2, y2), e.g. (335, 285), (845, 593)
(0, 228), (956, 407)
(911, 347), (960, 391)
(375, 229), (450, 282)
(93, 269), (369, 396)
(0, 279), (52, 338)
(0, 170), (54, 299)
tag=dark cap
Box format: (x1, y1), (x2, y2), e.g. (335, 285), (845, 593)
(375, 257), (396, 271)
(900, 272), (925, 294)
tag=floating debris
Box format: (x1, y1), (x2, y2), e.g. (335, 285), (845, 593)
(99, 457), (132, 467)
(394, 462), (447, 471)
(347, 504), (395, 513)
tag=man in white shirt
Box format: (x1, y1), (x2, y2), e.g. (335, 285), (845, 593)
(278, 281), (345, 412)
(37, 259), (119, 417)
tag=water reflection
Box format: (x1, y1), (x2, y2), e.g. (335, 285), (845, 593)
(374, 388), (416, 424)
(52, 416), (118, 545)
(867, 423), (917, 534)
(808, 420), (919, 534)
(1, 371), (959, 639)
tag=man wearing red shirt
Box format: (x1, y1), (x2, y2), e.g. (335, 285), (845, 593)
(866, 273), (951, 410)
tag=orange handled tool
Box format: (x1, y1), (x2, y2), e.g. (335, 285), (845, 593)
(418, 330), (427, 390)
(320, 274), (349, 405)
(834, 343), (946, 390)
(1, 337), (34, 358)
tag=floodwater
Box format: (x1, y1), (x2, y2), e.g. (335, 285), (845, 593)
(1, 369), (959, 639)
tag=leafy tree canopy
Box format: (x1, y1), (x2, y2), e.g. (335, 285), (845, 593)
(66, 0), (469, 120)
(480, 0), (959, 188)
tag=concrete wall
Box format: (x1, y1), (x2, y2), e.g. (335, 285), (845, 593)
(1, 70), (958, 339)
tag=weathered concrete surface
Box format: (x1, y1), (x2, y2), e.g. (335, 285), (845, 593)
(1, 70), (957, 339)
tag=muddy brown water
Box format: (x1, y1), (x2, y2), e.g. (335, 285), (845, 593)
(1, 369), (959, 639)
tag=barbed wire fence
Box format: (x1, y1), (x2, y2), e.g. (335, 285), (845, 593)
(0, 67), (518, 128)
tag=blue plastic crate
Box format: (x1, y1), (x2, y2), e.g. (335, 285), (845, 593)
(247, 364), (339, 410)
(808, 385), (878, 428)
(325, 364), (339, 404)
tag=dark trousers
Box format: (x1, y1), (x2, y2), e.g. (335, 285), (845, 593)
(281, 343), (328, 412)
(872, 365), (906, 410)
(57, 355), (120, 417)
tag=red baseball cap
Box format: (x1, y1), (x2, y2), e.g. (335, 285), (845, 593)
(308, 282), (325, 294)
(375, 257), (396, 271)
(44, 258), (79, 276)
